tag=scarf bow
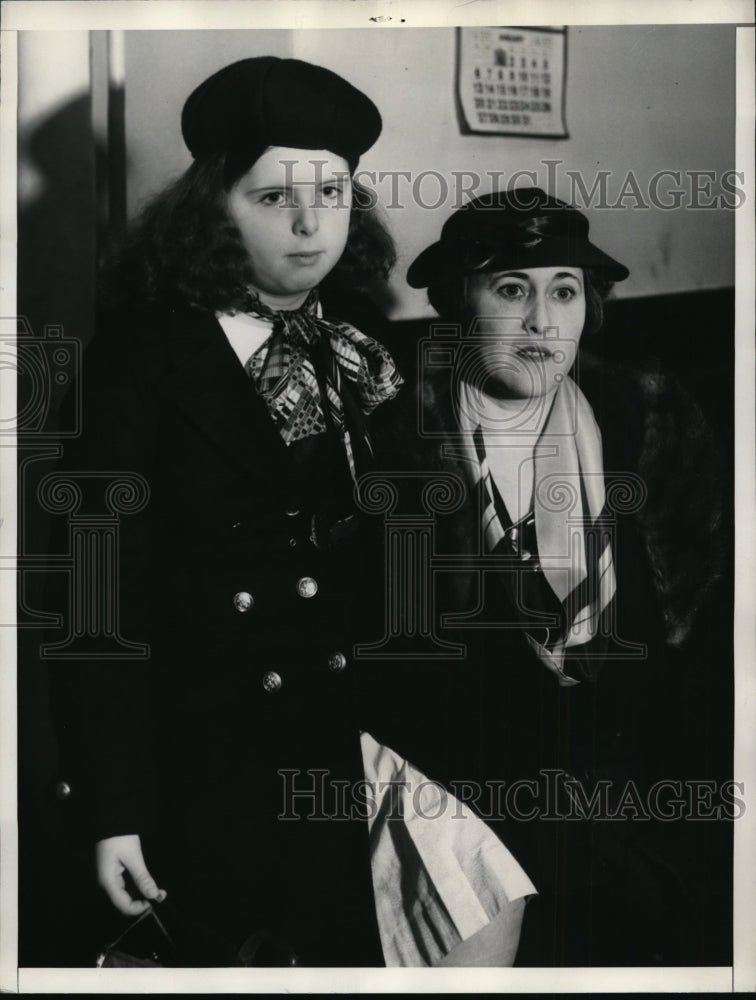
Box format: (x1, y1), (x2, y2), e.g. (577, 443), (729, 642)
(244, 289), (403, 479)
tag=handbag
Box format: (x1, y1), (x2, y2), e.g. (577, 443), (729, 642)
(96, 899), (300, 968)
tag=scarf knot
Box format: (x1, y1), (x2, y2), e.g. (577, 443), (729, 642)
(244, 289), (402, 479)
(269, 289), (323, 348)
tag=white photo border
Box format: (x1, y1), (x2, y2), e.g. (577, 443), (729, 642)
(1, 1), (754, 994)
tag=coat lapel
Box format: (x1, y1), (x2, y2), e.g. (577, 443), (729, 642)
(158, 308), (299, 498)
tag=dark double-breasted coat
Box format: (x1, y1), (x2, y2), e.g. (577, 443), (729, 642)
(50, 298), (387, 965)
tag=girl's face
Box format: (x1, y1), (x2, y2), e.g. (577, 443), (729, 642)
(464, 266), (586, 400)
(226, 145), (352, 309)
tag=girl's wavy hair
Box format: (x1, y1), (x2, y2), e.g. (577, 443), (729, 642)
(427, 267), (615, 336)
(100, 152), (395, 312)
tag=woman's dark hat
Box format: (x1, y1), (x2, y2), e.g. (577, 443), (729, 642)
(181, 56), (382, 170)
(407, 187), (629, 287)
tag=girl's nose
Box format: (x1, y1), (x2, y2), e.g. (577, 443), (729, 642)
(292, 202), (319, 237)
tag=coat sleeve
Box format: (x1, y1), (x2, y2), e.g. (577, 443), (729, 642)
(48, 310), (164, 842)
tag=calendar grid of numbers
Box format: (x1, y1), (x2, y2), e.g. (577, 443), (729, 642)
(457, 26), (568, 138)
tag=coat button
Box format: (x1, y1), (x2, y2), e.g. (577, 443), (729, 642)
(328, 652), (347, 673)
(233, 591), (254, 612)
(262, 670), (282, 694)
(55, 780), (72, 801)
(296, 576), (318, 599)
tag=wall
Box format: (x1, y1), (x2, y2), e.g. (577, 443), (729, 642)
(17, 32), (96, 339)
(122, 25), (736, 317)
(15, 32), (101, 967)
(124, 29), (293, 219)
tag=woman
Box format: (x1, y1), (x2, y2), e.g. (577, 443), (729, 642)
(50, 56), (403, 967)
(365, 186), (725, 965)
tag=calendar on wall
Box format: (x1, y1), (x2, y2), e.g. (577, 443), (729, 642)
(456, 26), (568, 138)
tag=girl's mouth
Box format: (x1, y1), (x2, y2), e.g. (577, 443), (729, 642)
(288, 251), (324, 263)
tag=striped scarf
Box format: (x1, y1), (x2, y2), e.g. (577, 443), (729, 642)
(244, 289), (403, 480)
(462, 377), (617, 685)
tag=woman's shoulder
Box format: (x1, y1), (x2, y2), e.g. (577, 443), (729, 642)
(579, 349), (687, 403)
(578, 349), (721, 531)
(580, 350), (724, 647)
(578, 351), (710, 462)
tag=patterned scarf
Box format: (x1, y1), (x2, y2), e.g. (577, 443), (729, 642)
(461, 377), (617, 684)
(244, 289), (403, 480)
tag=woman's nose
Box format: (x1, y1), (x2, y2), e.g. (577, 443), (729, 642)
(525, 296), (549, 335)
(292, 202), (319, 237)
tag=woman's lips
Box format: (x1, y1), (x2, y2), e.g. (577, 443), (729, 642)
(515, 344), (554, 360)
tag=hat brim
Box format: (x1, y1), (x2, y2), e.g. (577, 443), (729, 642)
(407, 236), (629, 288)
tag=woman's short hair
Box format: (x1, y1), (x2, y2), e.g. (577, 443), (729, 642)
(100, 152), (395, 312)
(427, 267), (614, 337)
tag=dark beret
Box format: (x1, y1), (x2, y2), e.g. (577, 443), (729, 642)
(407, 187), (629, 287)
(181, 56), (382, 169)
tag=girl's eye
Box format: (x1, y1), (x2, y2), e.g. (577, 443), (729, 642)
(496, 283), (525, 301)
(552, 286), (578, 301)
(260, 191), (287, 206)
(321, 184), (341, 199)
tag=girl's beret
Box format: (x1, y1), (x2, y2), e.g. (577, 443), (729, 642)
(181, 56), (382, 170)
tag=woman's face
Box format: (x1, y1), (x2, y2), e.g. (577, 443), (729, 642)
(463, 266), (586, 400)
(226, 145), (352, 308)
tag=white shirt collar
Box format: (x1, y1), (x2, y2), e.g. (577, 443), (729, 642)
(216, 298), (324, 368)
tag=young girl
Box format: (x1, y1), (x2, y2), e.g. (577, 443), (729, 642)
(52, 56), (402, 967)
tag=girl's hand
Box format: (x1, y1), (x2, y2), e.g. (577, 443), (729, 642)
(95, 834), (167, 916)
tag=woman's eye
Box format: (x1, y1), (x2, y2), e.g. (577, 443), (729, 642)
(496, 283), (525, 300)
(321, 184), (341, 199)
(553, 286), (577, 301)
(260, 191), (287, 206)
